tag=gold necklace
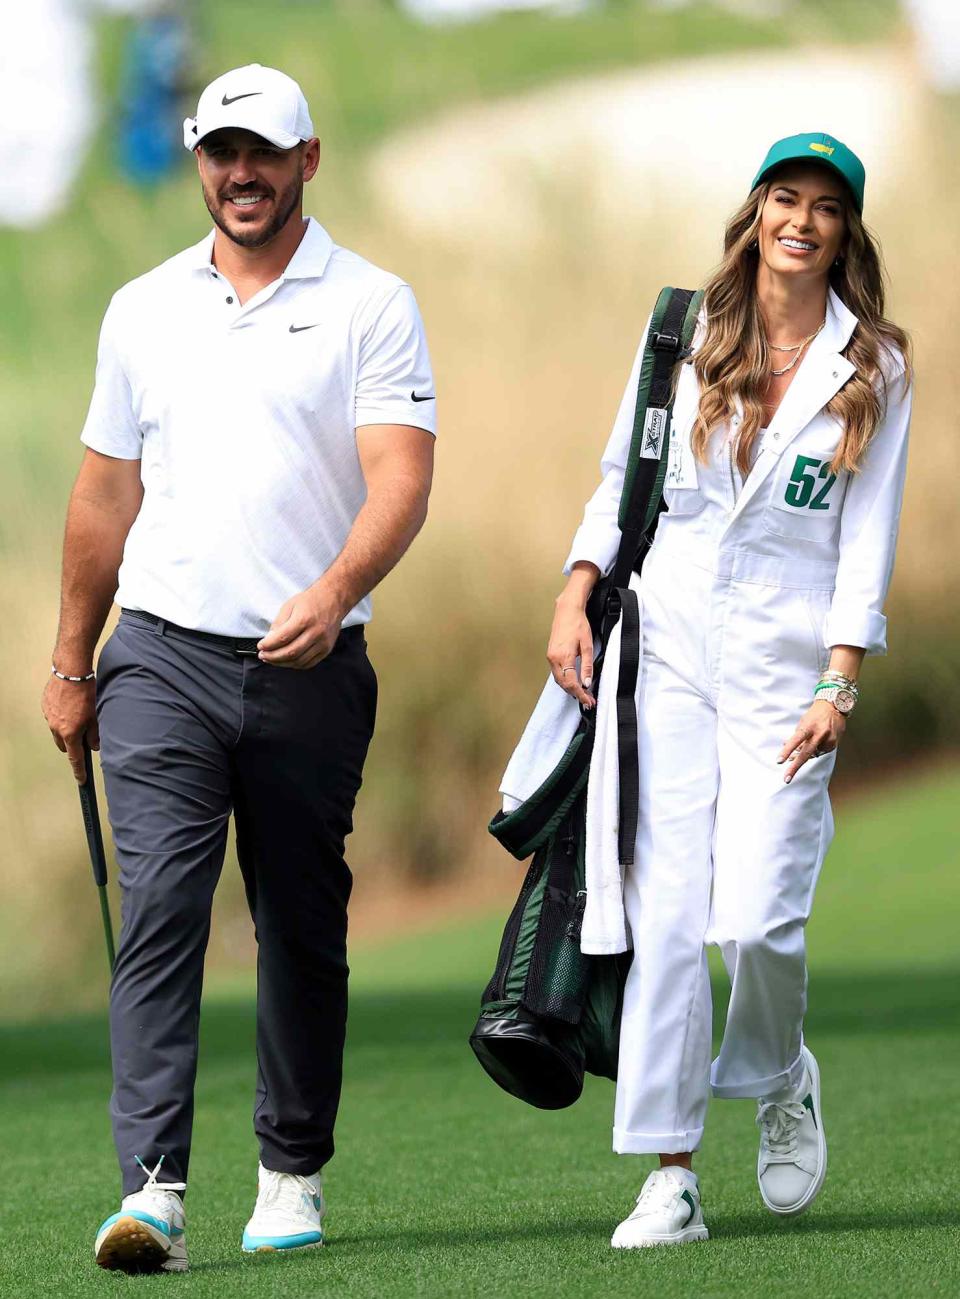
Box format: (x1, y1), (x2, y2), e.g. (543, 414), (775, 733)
(768, 318), (825, 376)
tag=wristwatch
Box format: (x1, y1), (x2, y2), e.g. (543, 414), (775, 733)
(817, 684), (857, 716)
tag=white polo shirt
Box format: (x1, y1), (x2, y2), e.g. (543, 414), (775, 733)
(80, 217), (436, 635)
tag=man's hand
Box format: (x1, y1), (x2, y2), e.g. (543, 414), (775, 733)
(42, 676), (99, 783)
(778, 699), (846, 784)
(258, 424), (432, 671)
(258, 583), (345, 670)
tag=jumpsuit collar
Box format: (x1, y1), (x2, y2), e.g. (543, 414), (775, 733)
(724, 288), (859, 526)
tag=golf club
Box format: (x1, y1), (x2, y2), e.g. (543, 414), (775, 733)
(78, 736), (116, 974)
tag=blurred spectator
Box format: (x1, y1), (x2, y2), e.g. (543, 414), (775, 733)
(117, 4), (190, 185)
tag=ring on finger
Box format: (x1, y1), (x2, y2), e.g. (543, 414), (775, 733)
(561, 666), (576, 676)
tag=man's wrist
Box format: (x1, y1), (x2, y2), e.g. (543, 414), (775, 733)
(51, 664), (96, 683)
(52, 644), (96, 677)
(310, 575), (352, 623)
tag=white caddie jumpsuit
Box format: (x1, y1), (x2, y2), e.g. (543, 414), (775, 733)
(564, 287), (912, 1154)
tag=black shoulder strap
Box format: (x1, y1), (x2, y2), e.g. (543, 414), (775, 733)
(610, 287), (699, 592)
(488, 289), (701, 862)
(613, 586), (640, 865)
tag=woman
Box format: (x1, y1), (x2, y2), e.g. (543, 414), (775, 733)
(547, 133), (912, 1246)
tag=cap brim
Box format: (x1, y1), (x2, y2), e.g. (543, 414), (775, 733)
(752, 158), (861, 212)
(182, 116), (302, 153)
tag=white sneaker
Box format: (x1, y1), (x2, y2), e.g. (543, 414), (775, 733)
(611, 1168), (709, 1249)
(242, 1162), (325, 1253)
(94, 1156), (188, 1273)
(757, 1045), (827, 1216)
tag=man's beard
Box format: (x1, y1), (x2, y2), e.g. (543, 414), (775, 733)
(204, 171), (303, 249)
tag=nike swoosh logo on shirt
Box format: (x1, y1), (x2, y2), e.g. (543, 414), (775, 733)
(289, 323), (321, 333)
(411, 391), (435, 402)
(222, 91), (262, 106)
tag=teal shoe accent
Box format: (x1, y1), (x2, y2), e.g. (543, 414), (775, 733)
(98, 1210), (171, 1239)
(242, 1228), (323, 1252)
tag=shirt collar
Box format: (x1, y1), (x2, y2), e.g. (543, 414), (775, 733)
(186, 228), (216, 272)
(185, 216), (334, 280)
(824, 285), (858, 352)
(282, 217), (334, 280)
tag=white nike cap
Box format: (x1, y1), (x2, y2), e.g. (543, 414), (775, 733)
(183, 64), (314, 152)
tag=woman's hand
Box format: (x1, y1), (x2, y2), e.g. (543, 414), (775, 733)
(547, 564), (600, 709)
(778, 699), (846, 784)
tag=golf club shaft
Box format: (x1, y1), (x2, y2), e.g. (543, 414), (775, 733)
(79, 737), (116, 973)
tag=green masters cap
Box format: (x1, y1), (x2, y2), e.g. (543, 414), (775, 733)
(750, 132), (865, 212)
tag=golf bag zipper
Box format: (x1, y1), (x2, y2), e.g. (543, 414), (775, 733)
(565, 890), (587, 941)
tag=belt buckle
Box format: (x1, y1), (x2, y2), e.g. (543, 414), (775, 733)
(233, 642), (260, 657)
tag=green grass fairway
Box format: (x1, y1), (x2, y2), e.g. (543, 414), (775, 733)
(3, 767), (959, 1298)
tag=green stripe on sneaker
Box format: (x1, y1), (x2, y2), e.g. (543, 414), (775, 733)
(680, 1190), (696, 1226)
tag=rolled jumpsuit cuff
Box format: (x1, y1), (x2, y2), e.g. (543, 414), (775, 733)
(562, 529), (618, 577)
(613, 1126), (704, 1155)
(710, 1049), (806, 1100)
(823, 607), (886, 655)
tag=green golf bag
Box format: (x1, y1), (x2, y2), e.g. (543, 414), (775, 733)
(469, 286), (703, 1110)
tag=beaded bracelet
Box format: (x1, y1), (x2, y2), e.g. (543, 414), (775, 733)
(51, 665), (96, 683)
(815, 681), (859, 700)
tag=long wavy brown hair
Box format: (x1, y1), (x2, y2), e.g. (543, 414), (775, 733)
(691, 178), (912, 476)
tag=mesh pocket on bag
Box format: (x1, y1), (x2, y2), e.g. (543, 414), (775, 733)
(521, 886), (590, 1025)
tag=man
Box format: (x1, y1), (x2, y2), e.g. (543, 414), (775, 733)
(41, 63), (436, 1273)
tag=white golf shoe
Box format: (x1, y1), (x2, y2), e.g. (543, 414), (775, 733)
(94, 1156), (188, 1273)
(242, 1162), (325, 1253)
(757, 1045), (827, 1216)
(611, 1167), (709, 1249)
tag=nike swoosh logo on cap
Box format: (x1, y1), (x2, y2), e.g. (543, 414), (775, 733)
(411, 391), (435, 402)
(222, 91), (262, 106)
(290, 323), (321, 333)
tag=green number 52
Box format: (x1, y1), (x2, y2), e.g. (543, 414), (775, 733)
(784, 454), (837, 511)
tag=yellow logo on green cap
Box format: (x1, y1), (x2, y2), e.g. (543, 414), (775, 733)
(809, 142), (835, 156)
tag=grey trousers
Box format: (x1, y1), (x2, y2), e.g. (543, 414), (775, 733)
(95, 610), (377, 1195)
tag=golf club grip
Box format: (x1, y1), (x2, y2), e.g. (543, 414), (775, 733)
(78, 738), (109, 888)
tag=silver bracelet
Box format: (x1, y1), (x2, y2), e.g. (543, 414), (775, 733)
(817, 674), (859, 698)
(51, 664), (96, 683)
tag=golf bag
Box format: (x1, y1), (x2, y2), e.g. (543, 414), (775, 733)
(470, 286), (703, 1109)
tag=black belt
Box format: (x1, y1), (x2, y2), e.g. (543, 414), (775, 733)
(120, 608), (363, 657)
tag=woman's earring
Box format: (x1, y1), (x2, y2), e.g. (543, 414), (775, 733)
(833, 253), (845, 267)
(748, 239), (758, 251)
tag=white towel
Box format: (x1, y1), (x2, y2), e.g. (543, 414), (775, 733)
(497, 577), (642, 955)
(498, 639), (597, 812)
(581, 571), (643, 955)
